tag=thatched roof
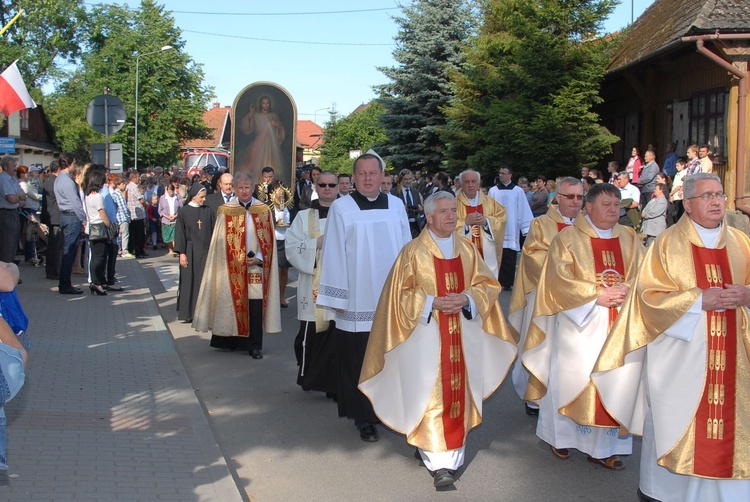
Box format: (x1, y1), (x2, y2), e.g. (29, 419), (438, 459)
(609, 0), (750, 73)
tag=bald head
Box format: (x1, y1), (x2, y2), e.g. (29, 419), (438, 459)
(218, 173), (234, 196)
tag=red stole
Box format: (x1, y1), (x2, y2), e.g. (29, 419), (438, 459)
(223, 211), (250, 337)
(590, 237), (625, 427)
(465, 205), (484, 257)
(556, 222), (568, 232)
(433, 256), (467, 450)
(691, 245), (736, 478)
(250, 206), (275, 315)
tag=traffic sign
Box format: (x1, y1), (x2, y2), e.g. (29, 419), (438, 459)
(86, 95), (126, 135)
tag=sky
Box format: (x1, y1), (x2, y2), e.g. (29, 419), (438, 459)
(96, 0), (655, 125)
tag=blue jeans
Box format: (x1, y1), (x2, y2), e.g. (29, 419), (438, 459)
(0, 411), (6, 470)
(59, 214), (82, 290)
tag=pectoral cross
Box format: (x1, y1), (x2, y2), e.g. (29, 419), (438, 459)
(197, 219), (202, 230)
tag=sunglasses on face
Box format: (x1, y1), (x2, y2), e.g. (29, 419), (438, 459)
(317, 183), (337, 188)
(557, 193), (584, 200)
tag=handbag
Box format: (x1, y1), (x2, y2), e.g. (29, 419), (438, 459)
(88, 222), (118, 241)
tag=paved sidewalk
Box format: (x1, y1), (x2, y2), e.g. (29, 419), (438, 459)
(1, 257), (243, 501)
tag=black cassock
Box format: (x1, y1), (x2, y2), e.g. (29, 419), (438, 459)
(173, 204), (215, 320)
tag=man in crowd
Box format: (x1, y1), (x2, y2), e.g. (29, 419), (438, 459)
(488, 166), (533, 291)
(253, 166), (275, 202)
(41, 160), (62, 278)
(299, 166), (321, 210)
(381, 173), (394, 194)
(640, 183), (668, 247)
(337, 173), (351, 196)
(455, 169), (506, 279)
(285, 171), (339, 394)
(589, 173), (750, 501)
(637, 150), (660, 206)
(54, 153), (86, 295)
(607, 161), (620, 184)
(662, 143), (677, 178)
(699, 144), (713, 173)
(522, 183), (644, 470)
(195, 171), (280, 359)
(125, 171), (148, 258)
(360, 191), (517, 488)
(509, 177), (583, 416)
(0, 157), (25, 264)
(317, 152), (411, 442)
(393, 169), (424, 239)
(614, 172), (641, 228)
(205, 172), (234, 214)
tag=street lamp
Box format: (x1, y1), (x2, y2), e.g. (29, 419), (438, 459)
(314, 106), (331, 126)
(134, 45), (173, 171)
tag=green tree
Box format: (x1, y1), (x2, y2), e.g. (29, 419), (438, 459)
(444, 0), (619, 180)
(46, 0), (213, 167)
(319, 102), (388, 174)
(0, 1), (85, 88)
(377, 0), (475, 173)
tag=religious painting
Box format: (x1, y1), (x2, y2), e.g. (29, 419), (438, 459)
(231, 82), (297, 189)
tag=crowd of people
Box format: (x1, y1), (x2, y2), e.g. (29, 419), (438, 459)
(1, 142), (748, 498)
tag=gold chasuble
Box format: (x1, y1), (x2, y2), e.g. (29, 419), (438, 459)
(455, 191), (506, 271)
(588, 215), (750, 480)
(522, 216), (644, 407)
(359, 231), (517, 452)
(193, 202), (281, 337)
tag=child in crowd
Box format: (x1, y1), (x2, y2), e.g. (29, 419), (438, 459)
(147, 194), (160, 251)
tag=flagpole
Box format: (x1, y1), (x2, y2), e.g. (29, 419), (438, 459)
(0, 9), (24, 37)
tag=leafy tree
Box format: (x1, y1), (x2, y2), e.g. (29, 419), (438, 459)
(0, 0), (85, 88)
(443, 0), (620, 181)
(45, 0), (213, 167)
(319, 102), (388, 174)
(377, 0), (475, 173)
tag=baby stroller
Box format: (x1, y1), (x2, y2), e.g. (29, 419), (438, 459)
(20, 210), (48, 267)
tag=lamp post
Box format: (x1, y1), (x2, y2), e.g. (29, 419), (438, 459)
(314, 106), (331, 126)
(134, 45), (172, 171)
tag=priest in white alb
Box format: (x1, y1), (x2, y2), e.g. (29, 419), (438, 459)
(455, 169), (506, 279)
(585, 173), (750, 501)
(360, 191), (517, 488)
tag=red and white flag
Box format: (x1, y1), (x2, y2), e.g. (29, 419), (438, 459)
(0, 60), (37, 117)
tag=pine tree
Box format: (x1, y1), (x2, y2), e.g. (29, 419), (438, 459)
(444, 0), (619, 180)
(377, 0), (475, 173)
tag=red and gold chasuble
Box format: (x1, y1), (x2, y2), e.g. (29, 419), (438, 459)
(433, 256), (467, 450)
(250, 207), (275, 314)
(590, 237), (625, 427)
(556, 222), (568, 232)
(464, 205), (485, 257)
(691, 245), (737, 479)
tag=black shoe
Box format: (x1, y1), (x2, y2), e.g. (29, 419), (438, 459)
(433, 468), (458, 488)
(182, 318), (193, 324)
(359, 424), (378, 442)
(59, 287), (83, 295)
(525, 403), (539, 416)
(250, 349), (264, 359)
(152, 245), (158, 250)
(136, 253), (149, 258)
(502, 286), (512, 291)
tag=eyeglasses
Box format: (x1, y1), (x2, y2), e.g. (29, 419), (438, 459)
(688, 192), (728, 202)
(317, 183), (337, 188)
(557, 193), (584, 200)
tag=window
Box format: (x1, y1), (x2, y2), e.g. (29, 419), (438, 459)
(690, 88), (727, 161)
(20, 109), (29, 131)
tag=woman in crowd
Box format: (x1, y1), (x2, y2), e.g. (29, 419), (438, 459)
(83, 170), (111, 296)
(16, 165), (43, 265)
(158, 183), (182, 257)
(626, 146), (642, 183)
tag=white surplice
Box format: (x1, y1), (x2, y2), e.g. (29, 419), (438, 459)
(487, 184), (533, 252)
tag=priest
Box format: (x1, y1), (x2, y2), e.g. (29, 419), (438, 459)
(285, 171), (338, 394)
(522, 183), (644, 470)
(173, 184), (215, 323)
(509, 177), (583, 416)
(455, 169), (506, 279)
(194, 171), (280, 359)
(360, 191), (517, 488)
(587, 173), (750, 501)
(316, 151), (411, 443)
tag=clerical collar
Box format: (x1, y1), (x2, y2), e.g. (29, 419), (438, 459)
(585, 215), (613, 238)
(496, 181), (516, 190)
(428, 229), (454, 258)
(556, 208), (574, 225)
(350, 190), (388, 210)
(690, 219), (722, 249)
(310, 199), (330, 219)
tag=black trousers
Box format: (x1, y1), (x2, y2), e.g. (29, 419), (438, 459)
(128, 218), (145, 255)
(46, 225), (63, 279)
(104, 240), (118, 285)
(0, 208), (20, 263)
(89, 239), (108, 286)
(334, 329), (378, 425)
(498, 247), (518, 288)
(209, 299), (264, 353)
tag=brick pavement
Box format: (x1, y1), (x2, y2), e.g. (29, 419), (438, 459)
(1, 257), (243, 501)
